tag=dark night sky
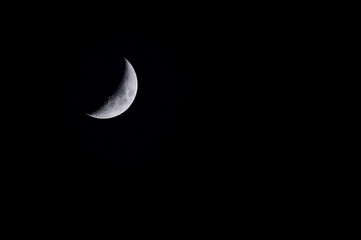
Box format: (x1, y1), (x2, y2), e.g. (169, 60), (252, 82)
(10, 14), (234, 203)
(7, 7), (320, 208)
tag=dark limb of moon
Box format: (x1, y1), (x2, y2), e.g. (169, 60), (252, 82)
(86, 58), (138, 119)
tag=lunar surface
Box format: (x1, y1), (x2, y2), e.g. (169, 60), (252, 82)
(86, 58), (138, 119)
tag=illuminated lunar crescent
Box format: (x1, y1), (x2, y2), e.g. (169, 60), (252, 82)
(86, 58), (138, 119)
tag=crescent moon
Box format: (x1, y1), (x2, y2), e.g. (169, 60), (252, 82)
(86, 58), (138, 119)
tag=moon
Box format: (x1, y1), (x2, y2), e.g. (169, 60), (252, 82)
(86, 58), (138, 119)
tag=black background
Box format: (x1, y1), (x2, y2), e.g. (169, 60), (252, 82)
(6, 6), (324, 210)
(9, 11), (235, 204)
